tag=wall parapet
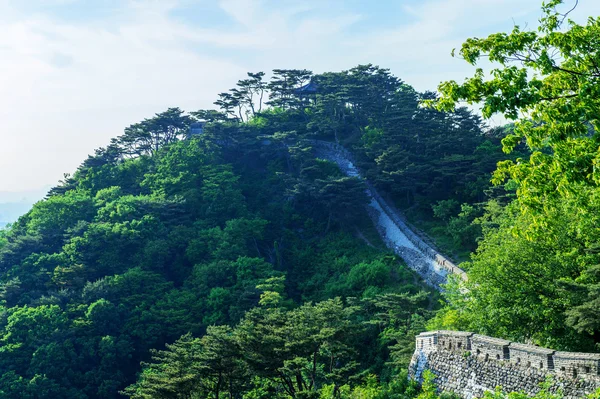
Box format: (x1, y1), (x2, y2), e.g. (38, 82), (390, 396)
(410, 331), (600, 398)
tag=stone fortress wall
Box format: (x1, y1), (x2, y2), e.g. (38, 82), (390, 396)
(410, 331), (600, 398)
(308, 140), (467, 289)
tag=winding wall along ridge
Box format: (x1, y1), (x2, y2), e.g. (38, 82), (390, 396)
(307, 140), (600, 397)
(308, 141), (600, 397)
(309, 140), (466, 289)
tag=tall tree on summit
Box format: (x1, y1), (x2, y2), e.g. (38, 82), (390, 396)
(236, 72), (268, 116)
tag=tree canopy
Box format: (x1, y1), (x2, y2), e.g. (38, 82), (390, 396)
(4, 2), (599, 394)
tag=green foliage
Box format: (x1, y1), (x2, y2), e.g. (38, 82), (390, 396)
(430, 0), (600, 351)
(432, 200), (459, 222)
(114, 107), (192, 156)
(0, 29), (578, 396)
(0, 65), (454, 396)
(587, 388), (600, 399)
(125, 290), (434, 399)
(416, 371), (439, 399)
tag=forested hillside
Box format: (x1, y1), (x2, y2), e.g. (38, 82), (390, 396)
(1, 1), (599, 398)
(0, 63), (505, 398)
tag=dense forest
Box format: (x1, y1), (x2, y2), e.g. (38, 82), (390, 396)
(0, 64), (507, 398)
(0, 0), (599, 398)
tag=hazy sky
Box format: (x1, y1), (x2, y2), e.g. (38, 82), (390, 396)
(0, 0), (597, 193)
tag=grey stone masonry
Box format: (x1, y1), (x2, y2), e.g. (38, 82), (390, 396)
(554, 352), (600, 380)
(410, 331), (600, 398)
(438, 331), (474, 353)
(472, 335), (511, 362)
(509, 343), (555, 371)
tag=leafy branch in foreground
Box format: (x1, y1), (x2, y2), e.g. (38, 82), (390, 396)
(428, 0), (600, 351)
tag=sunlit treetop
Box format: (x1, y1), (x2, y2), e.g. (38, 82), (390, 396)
(430, 0), (600, 214)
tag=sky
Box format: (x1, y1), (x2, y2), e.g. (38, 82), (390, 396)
(0, 0), (598, 196)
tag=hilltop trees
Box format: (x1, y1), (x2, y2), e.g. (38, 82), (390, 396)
(114, 108), (193, 156)
(267, 69), (313, 110)
(206, 64), (500, 234)
(214, 71), (269, 121)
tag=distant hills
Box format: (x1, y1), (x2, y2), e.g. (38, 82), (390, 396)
(0, 202), (32, 227)
(0, 188), (48, 227)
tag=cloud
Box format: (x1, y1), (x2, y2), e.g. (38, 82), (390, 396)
(219, 0), (262, 27)
(0, 0), (596, 193)
(0, 0), (247, 192)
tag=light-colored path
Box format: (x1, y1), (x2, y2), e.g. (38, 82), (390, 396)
(311, 140), (467, 289)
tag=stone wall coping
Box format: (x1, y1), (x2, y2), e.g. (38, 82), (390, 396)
(554, 351), (600, 360)
(472, 334), (511, 346)
(508, 342), (555, 355)
(437, 330), (474, 337)
(418, 331), (600, 360)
